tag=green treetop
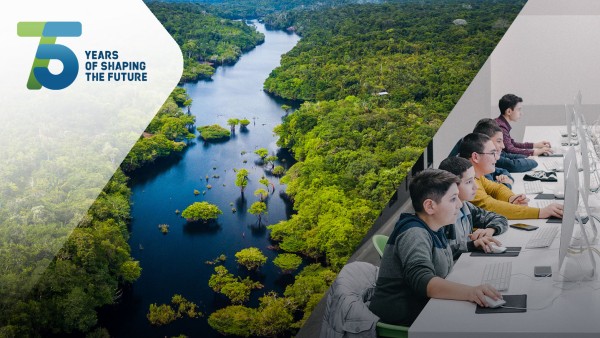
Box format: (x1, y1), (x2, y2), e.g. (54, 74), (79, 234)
(239, 119), (251, 128)
(181, 201), (223, 222)
(235, 168), (249, 194)
(259, 177), (271, 192)
(248, 201), (268, 224)
(254, 148), (269, 161)
(273, 253), (302, 274)
(227, 118), (240, 132)
(235, 247), (267, 271)
(265, 155), (278, 169)
(253, 188), (268, 202)
(272, 165), (285, 176)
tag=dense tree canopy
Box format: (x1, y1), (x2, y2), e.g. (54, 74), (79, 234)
(0, 83), (195, 336)
(122, 88), (195, 171)
(273, 253), (302, 273)
(147, 2), (265, 82)
(267, 1), (522, 269)
(0, 169), (140, 336)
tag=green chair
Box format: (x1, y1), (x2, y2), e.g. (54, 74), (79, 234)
(376, 321), (409, 338)
(371, 234), (410, 337)
(372, 234), (389, 258)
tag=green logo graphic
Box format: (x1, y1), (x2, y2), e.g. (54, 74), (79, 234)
(18, 21), (82, 90)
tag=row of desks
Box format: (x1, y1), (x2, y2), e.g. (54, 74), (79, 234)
(409, 126), (600, 338)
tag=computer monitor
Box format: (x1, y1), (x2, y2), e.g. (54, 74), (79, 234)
(556, 147), (596, 282)
(558, 147), (577, 269)
(573, 90), (588, 131)
(575, 90), (583, 113)
(579, 123), (591, 199)
(575, 122), (598, 243)
(566, 104), (573, 139)
(563, 104), (578, 146)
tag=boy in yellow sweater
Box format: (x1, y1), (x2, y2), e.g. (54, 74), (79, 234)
(458, 133), (563, 219)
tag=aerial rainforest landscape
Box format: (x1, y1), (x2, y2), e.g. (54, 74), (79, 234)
(0, 0), (524, 337)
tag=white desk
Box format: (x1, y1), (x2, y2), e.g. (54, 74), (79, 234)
(410, 126), (600, 338)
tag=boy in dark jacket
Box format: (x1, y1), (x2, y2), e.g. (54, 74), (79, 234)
(439, 156), (507, 260)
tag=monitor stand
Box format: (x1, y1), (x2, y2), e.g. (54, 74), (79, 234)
(552, 256), (597, 283)
(571, 197), (598, 246)
(554, 220), (597, 283)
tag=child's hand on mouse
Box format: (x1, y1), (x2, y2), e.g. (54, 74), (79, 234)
(473, 237), (502, 253)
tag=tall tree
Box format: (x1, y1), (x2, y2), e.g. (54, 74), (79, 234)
(248, 201), (268, 224)
(235, 168), (250, 194)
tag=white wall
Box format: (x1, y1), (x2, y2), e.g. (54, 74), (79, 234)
(433, 0), (600, 166)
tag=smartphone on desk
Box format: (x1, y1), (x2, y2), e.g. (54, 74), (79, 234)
(510, 223), (539, 231)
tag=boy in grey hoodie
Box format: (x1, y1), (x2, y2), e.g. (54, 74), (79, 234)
(369, 169), (502, 326)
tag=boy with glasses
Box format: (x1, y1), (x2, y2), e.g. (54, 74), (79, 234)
(474, 118), (538, 173)
(458, 133), (563, 219)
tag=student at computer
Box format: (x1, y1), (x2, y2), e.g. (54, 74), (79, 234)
(454, 133), (514, 188)
(458, 132), (563, 219)
(439, 156), (508, 260)
(369, 169), (502, 326)
(496, 94), (552, 156)
(474, 118), (538, 173)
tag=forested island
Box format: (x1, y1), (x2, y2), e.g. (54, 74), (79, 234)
(0, 1), (525, 337)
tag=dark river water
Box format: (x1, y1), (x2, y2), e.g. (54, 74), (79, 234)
(99, 21), (301, 337)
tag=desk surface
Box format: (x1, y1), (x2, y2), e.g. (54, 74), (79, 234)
(409, 125), (600, 338)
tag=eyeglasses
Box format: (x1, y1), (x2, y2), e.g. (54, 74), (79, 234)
(477, 151), (500, 158)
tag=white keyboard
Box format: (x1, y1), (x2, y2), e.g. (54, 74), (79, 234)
(481, 261), (512, 291)
(524, 181), (544, 194)
(525, 226), (559, 248)
(543, 159), (562, 171)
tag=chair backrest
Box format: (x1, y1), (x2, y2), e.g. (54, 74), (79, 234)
(376, 321), (409, 338)
(372, 234), (389, 258)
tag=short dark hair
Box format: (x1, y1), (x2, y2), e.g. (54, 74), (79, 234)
(458, 133), (491, 159)
(439, 156), (473, 180)
(499, 94), (522, 116)
(473, 118), (502, 137)
(409, 169), (460, 213)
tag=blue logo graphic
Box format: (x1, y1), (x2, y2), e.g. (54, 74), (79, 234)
(18, 22), (82, 90)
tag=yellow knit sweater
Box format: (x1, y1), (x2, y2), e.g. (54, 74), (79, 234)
(472, 176), (540, 219)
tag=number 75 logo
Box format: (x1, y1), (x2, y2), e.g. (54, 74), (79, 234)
(17, 22), (81, 90)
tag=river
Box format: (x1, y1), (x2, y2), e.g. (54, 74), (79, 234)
(99, 21), (301, 337)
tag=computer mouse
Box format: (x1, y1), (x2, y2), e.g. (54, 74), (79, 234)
(483, 295), (506, 308)
(489, 243), (507, 254)
(554, 190), (564, 199)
